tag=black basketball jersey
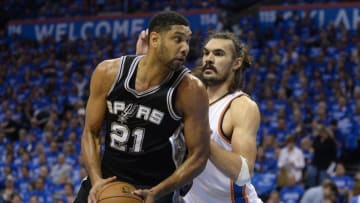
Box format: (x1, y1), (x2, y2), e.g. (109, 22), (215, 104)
(101, 55), (190, 187)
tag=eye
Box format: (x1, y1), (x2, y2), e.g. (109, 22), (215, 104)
(174, 36), (181, 43)
(202, 50), (209, 56)
(214, 51), (225, 56)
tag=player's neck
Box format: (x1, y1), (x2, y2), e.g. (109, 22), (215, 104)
(135, 56), (171, 91)
(207, 84), (229, 104)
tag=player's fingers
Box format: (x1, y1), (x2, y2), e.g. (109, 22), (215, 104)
(132, 189), (145, 198)
(137, 30), (145, 41)
(88, 191), (97, 203)
(140, 30), (146, 40)
(104, 176), (117, 184)
(144, 28), (149, 38)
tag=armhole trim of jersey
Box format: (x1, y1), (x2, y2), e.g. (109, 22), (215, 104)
(217, 93), (247, 144)
(107, 56), (125, 96)
(167, 69), (190, 120)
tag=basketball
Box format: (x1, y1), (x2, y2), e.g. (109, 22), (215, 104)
(96, 181), (143, 203)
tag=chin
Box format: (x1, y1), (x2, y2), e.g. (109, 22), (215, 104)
(168, 63), (182, 71)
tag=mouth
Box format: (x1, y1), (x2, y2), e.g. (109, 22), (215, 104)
(175, 58), (185, 63)
(202, 64), (216, 73)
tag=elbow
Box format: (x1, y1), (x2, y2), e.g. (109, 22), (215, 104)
(193, 147), (210, 174)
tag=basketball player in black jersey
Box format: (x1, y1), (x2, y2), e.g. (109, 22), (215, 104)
(74, 11), (211, 203)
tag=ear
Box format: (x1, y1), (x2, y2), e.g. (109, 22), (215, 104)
(232, 57), (243, 71)
(149, 32), (160, 48)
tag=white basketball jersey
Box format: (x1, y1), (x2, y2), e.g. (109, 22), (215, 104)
(183, 91), (263, 203)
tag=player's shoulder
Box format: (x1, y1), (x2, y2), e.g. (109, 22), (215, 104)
(179, 72), (206, 92)
(92, 57), (123, 79)
(96, 57), (122, 73)
(177, 73), (208, 103)
(230, 92), (260, 115)
(90, 57), (123, 89)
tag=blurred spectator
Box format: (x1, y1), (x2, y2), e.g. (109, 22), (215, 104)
(266, 190), (281, 203)
(277, 135), (305, 182)
(301, 179), (338, 203)
(349, 181), (360, 203)
(49, 153), (72, 185)
(299, 136), (313, 165)
(261, 133), (279, 160)
(36, 165), (52, 188)
(305, 125), (337, 187)
(10, 193), (22, 203)
(15, 165), (33, 196)
(45, 141), (59, 166)
(61, 182), (75, 203)
(330, 162), (354, 202)
(270, 118), (291, 146)
(1, 176), (16, 203)
(29, 195), (40, 203)
(1, 110), (20, 141)
(255, 146), (277, 173)
(30, 177), (52, 203)
(279, 172), (304, 203)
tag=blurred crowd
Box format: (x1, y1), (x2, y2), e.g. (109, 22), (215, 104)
(1, 0), (360, 203)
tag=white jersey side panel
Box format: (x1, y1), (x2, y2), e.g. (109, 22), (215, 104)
(184, 91), (262, 203)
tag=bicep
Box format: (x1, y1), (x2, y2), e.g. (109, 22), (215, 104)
(84, 62), (114, 134)
(84, 91), (106, 134)
(230, 98), (260, 167)
(183, 101), (210, 153)
(177, 77), (211, 154)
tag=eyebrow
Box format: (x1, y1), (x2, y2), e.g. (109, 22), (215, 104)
(203, 47), (225, 53)
(173, 31), (192, 37)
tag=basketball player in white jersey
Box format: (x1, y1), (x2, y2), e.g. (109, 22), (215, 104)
(136, 31), (262, 202)
(183, 31), (262, 203)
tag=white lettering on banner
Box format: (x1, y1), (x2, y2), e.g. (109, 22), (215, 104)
(318, 10), (325, 27)
(354, 9), (360, 29)
(335, 9), (350, 29)
(95, 21), (111, 36)
(112, 20), (129, 39)
(35, 24), (54, 41)
(68, 23), (76, 41)
(131, 19), (144, 35)
(8, 25), (22, 35)
(260, 7), (360, 30)
(55, 23), (67, 41)
(80, 22), (94, 39)
(7, 12), (219, 41)
(200, 14), (217, 25)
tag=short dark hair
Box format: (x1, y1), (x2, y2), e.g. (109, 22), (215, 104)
(149, 11), (189, 34)
(204, 32), (252, 92)
(322, 179), (338, 194)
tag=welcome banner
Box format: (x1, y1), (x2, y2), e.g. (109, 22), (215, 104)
(259, 2), (360, 30)
(7, 9), (219, 42)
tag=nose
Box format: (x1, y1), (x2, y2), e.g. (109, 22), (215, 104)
(204, 52), (214, 64)
(180, 42), (189, 56)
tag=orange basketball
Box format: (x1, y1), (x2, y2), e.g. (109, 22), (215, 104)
(96, 181), (143, 203)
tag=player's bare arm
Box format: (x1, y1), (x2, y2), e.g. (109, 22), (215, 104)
(149, 74), (211, 199)
(209, 96), (260, 183)
(81, 59), (121, 202)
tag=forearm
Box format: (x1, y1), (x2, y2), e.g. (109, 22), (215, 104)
(81, 129), (102, 184)
(150, 148), (208, 198)
(209, 141), (246, 181)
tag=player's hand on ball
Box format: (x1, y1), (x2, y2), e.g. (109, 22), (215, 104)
(133, 188), (156, 203)
(88, 176), (117, 203)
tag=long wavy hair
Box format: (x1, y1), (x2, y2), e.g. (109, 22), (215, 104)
(193, 32), (252, 93)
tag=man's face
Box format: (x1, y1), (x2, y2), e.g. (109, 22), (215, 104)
(155, 25), (191, 70)
(201, 38), (238, 86)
